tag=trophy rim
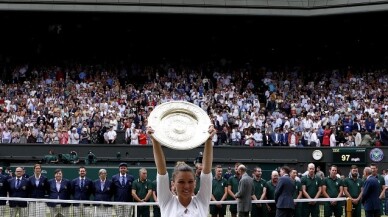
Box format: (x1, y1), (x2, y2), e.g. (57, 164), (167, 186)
(148, 101), (211, 150)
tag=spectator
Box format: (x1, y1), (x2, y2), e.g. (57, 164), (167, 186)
(2, 127), (11, 143)
(138, 130), (147, 145)
(0, 61), (386, 148)
(58, 128), (69, 144)
(69, 127), (80, 144)
(105, 126), (117, 144)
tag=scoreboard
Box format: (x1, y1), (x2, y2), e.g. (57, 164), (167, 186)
(332, 148), (366, 165)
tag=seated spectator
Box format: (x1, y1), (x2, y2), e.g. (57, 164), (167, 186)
(2, 128), (11, 143)
(360, 130), (374, 146)
(69, 127), (80, 144)
(138, 130), (147, 145)
(80, 128), (90, 144)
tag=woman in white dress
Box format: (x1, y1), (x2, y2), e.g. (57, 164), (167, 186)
(130, 128), (139, 145)
(148, 125), (215, 217)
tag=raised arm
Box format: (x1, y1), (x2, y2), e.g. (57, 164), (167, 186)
(202, 125), (216, 175)
(147, 127), (167, 175)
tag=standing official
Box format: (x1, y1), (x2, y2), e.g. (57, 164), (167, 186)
(210, 165), (228, 217)
(290, 168), (303, 217)
(132, 168), (153, 217)
(362, 167), (381, 217)
(344, 165), (363, 217)
(92, 169), (113, 217)
(275, 166), (295, 217)
(28, 164), (49, 217)
(322, 165), (343, 217)
(301, 163), (322, 217)
(251, 166), (267, 217)
(235, 164), (254, 217)
(112, 162), (135, 217)
(265, 171), (279, 217)
(227, 162), (242, 217)
(0, 170), (8, 214)
(370, 163), (386, 215)
(8, 167), (29, 217)
(194, 163), (203, 195)
(152, 179), (161, 217)
(72, 166), (93, 217)
(47, 169), (72, 217)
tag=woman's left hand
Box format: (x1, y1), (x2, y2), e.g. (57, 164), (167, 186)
(208, 125), (216, 139)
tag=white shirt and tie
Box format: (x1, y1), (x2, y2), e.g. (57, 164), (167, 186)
(16, 178), (21, 189)
(121, 175), (126, 186)
(80, 178), (85, 189)
(56, 180), (62, 198)
(35, 175), (41, 187)
(100, 180), (105, 191)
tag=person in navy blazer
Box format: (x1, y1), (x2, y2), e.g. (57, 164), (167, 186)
(111, 162), (135, 217)
(0, 172), (8, 214)
(270, 128), (281, 146)
(280, 129), (289, 146)
(28, 164), (49, 217)
(275, 166), (295, 217)
(93, 168), (114, 216)
(28, 164), (49, 198)
(47, 169), (72, 217)
(71, 166), (93, 216)
(8, 167), (30, 217)
(362, 167), (381, 217)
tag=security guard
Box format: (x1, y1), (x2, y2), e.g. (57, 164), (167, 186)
(131, 168), (152, 217)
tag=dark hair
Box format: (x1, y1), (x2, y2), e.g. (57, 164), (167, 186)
(370, 163), (377, 168)
(281, 166), (291, 174)
(351, 165), (358, 169)
(54, 169), (62, 175)
(254, 166), (262, 172)
(214, 165), (223, 170)
(172, 161), (194, 181)
(34, 164), (41, 169)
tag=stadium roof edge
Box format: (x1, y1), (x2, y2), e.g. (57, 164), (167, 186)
(1, 2), (388, 16)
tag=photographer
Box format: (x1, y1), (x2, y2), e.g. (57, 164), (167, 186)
(85, 151), (97, 165)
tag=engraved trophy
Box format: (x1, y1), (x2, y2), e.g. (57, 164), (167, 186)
(147, 101), (211, 150)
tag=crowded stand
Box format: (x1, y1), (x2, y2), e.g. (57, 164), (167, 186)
(0, 64), (387, 147)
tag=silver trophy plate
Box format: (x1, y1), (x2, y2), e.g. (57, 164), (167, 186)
(148, 101), (211, 150)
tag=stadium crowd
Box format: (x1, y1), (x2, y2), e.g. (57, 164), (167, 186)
(0, 162), (385, 217)
(0, 63), (388, 147)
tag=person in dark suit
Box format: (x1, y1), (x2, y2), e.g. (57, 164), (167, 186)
(71, 166), (93, 217)
(352, 118), (362, 132)
(263, 131), (271, 146)
(0, 171), (8, 214)
(28, 164), (49, 217)
(275, 166), (295, 217)
(93, 168), (113, 217)
(111, 162), (135, 217)
(280, 129), (288, 146)
(270, 128), (281, 146)
(8, 167), (29, 217)
(47, 169), (72, 217)
(362, 167), (381, 217)
(235, 164), (254, 217)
